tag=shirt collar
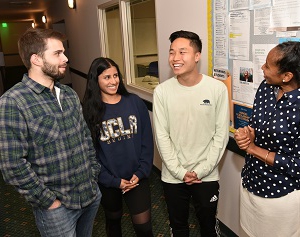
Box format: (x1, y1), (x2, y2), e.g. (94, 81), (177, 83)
(22, 73), (64, 94)
(284, 87), (300, 104)
(268, 81), (300, 104)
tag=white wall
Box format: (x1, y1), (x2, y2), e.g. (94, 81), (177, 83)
(45, 0), (209, 101)
(45, 0), (245, 235)
(46, 0), (107, 76)
(218, 150), (249, 237)
(155, 0), (209, 83)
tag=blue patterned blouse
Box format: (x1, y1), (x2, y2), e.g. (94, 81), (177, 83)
(242, 80), (300, 198)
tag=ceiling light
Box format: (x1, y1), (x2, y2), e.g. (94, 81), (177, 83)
(68, 0), (76, 9)
(42, 15), (47, 23)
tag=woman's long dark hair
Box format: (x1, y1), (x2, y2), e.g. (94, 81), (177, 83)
(82, 57), (129, 145)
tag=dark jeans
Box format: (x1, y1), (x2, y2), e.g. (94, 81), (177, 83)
(162, 181), (220, 237)
(33, 187), (101, 237)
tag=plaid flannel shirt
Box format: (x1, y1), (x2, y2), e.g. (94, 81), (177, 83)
(0, 74), (100, 209)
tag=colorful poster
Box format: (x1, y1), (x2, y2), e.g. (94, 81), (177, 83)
(234, 104), (253, 129)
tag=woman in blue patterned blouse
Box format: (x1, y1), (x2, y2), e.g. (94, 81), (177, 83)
(234, 41), (300, 237)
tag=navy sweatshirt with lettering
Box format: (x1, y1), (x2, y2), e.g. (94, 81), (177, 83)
(96, 94), (154, 188)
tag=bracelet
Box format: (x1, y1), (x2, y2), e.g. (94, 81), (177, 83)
(264, 151), (270, 164)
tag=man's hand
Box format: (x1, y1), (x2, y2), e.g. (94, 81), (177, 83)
(48, 199), (61, 210)
(183, 171), (201, 185)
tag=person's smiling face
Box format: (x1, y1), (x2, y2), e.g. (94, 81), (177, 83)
(98, 66), (120, 98)
(168, 37), (200, 78)
(261, 47), (285, 85)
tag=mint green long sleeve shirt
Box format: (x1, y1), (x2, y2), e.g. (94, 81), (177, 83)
(153, 75), (229, 183)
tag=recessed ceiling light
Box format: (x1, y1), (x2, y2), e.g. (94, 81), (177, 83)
(68, 0), (76, 9)
(42, 15), (47, 23)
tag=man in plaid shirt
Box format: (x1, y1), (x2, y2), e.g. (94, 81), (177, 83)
(0, 28), (101, 237)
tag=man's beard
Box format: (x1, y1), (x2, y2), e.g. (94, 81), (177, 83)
(41, 60), (66, 82)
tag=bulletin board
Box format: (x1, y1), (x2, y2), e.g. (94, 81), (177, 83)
(211, 0), (300, 131)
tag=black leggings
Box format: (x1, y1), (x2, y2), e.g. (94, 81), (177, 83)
(99, 179), (153, 237)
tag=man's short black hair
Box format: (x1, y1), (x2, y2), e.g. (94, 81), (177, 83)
(169, 30), (202, 53)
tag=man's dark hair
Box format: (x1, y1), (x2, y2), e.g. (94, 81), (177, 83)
(18, 27), (66, 70)
(169, 30), (202, 53)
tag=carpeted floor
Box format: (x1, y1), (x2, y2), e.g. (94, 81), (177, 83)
(0, 168), (203, 237)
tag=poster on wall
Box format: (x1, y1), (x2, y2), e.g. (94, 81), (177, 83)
(229, 10), (250, 60)
(232, 60), (255, 105)
(252, 44), (276, 89)
(254, 8), (273, 35)
(214, 0), (229, 69)
(270, 0), (300, 30)
(233, 103), (253, 129)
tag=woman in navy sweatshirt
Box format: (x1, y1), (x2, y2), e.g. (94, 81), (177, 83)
(82, 57), (154, 237)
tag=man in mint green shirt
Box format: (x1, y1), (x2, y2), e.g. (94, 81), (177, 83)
(153, 30), (229, 237)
